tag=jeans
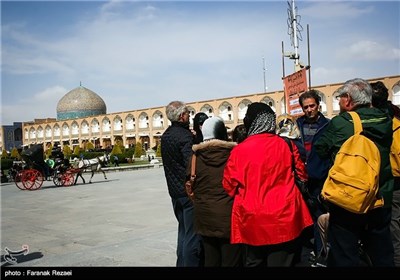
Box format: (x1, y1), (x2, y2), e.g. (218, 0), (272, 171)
(308, 179), (327, 255)
(327, 205), (394, 267)
(172, 196), (203, 267)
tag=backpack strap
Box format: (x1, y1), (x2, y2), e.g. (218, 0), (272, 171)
(348, 111), (363, 134)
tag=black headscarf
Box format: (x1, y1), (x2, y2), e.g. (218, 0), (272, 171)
(244, 102), (276, 136)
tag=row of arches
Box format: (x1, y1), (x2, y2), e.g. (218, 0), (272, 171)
(23, 77), (400, 150)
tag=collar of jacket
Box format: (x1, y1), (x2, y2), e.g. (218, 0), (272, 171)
(192, 139), (236, 152)
(171, 121), (190, 129)
(297, 112), (329, 126)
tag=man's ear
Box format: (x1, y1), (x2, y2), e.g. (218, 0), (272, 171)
(345, 97), (355, 111)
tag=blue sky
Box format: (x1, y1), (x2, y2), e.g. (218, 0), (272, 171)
(1, 0), (399, 124)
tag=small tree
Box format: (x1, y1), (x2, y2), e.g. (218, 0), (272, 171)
(1, 150), (8, 159)
(11, 147), (21, 160)
(114, 139), (125, 153)
(73, 146), (80, 157)
(64, 145), (72, 158)
(86, 141), (94, 151)
(111, 144), (122, 155)
(134, 142), (143, 159)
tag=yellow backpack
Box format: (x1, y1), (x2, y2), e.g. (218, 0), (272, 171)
(321, 111), (384, 214)
(391, 117), (400, 177)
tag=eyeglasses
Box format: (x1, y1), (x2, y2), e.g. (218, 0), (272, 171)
(335, 93), (349, 101)
(302, 104), (317, 110)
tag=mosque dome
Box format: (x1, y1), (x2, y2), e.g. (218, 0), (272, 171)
(56, 86), (107, 120)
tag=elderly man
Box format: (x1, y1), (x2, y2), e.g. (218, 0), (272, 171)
(314, 78), (394, 267)
(161, 100), (203, 267)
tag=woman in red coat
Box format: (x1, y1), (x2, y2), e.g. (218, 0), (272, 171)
(222, 102), (313, 267)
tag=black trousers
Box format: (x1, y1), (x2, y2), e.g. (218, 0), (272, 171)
(243, 238), (300, 267)
(201, 236), (242, 267)
(327, 205), (394, 267)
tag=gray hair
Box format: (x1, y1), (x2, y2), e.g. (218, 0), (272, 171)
(339, 78), (372, 107)
(165, 101), (188, 122)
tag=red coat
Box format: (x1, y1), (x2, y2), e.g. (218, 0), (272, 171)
(223, 133), (313, 246)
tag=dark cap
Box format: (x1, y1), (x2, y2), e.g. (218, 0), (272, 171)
(193, 112), (209, 127)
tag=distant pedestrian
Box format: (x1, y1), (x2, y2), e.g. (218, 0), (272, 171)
(113, 155), (119, 167)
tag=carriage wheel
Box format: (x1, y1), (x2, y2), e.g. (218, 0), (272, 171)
(23, 169), (43, 190)
(14, 170), (26, 190)
(52, 166), (65, 187)
(53, 173), (64, 187)
(62, 172), (75, 187)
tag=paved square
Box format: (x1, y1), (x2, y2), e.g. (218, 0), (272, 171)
(1, 167), (177, 267)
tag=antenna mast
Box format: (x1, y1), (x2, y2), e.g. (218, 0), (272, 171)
(291, 0), (300, 66)
(286, 0), (303, 71)
(262, 56), (268, 92)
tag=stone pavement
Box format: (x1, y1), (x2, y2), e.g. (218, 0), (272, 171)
(1, 167), (177, 267)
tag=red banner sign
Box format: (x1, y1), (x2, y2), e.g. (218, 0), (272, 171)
(283, 68), (308, 116)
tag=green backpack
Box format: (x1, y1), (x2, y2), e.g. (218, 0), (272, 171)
(321, 111), (384, 214)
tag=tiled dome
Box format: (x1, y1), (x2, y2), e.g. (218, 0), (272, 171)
(56, 86), (107, 120)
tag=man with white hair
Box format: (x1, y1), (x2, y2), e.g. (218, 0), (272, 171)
(161, 101), (203, 267)
(315, 78), (394, 267)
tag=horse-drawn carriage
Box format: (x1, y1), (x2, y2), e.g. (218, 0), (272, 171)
(13, 144), (109, 190)
(14, 145), (80, 190)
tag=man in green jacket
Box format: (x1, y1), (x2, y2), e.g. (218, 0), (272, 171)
(314, 78), (394, 267)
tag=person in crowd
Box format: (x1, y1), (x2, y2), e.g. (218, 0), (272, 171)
(276, 113), (312, 264)
(222, 102), (313, 267)
(161, 100), (203, 267)
(316, 212), (330, 260)
(192, 112), (209, 144)
(113, 155), (120, 167)
(276, 113), (306, 162)
(314, 78), (394, 267)
(232, 124), (247, 144)
(1, 169), (8, 183)
(371, 81), (400, 267)
(51, 143), (64, 160)
(187, 116), (242, 267)
(296, 90), (331, 263)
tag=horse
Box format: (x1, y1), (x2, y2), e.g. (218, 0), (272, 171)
(77, 154), (109, 183)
